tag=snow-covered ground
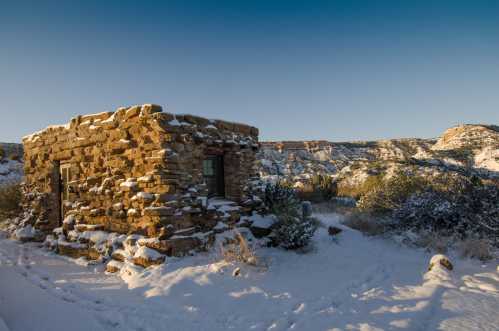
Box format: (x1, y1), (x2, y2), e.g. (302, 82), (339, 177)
(0, 214), (498, 331)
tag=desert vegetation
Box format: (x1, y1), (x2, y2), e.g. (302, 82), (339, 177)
(339, 171), (499, 259)
(263, 181), (318, 249)
(0, 182), (22, 220)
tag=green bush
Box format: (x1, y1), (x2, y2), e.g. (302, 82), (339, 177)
(264, 181), (317, 249)
(357, 171), (427, 215)
(273, 212), (318, 250)
(337, 174), (384, 199)
(264, 181), (300, 216)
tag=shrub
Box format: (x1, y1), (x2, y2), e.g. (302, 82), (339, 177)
(273, 212), (318, 250)
(337, 175), (384, 199)
(0, 148), (4, 160)
(264, 181), (317, 249)
(264, 181), (300, 215)
(357, 171), (427, 215)
(0, 183), (22, 218)
(392, 176), (499, 245)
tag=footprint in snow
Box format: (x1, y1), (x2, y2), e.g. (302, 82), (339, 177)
(293, 303), (306, 314)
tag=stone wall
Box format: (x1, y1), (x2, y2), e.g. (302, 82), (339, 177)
(22, 104), (260, 246)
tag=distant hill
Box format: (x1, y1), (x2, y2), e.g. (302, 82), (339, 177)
(258, 124), (499, 190)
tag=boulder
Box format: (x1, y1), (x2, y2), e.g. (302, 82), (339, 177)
(428, 254), (453, 272)
(132, 246), (165, 267)
(106, 260), (123, 273)
(58, 241), (88, 259)
(249, 214), (277, 238)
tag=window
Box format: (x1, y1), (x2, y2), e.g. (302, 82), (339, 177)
(203, 159), (214, 176)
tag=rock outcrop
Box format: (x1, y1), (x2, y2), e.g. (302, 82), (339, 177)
(0, 143), (23, 186)
(258, 124), (499, 190)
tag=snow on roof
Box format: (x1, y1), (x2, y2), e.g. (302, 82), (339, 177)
(22, 104), (258, 146)
(22, 124), (70, 142)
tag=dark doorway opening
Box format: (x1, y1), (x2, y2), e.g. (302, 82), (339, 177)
(51, 161), (62, 226)
(203, 155), (225, 198)
(58, 163), (71, 225)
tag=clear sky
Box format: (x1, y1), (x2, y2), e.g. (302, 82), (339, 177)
(1, 0), (498, 143)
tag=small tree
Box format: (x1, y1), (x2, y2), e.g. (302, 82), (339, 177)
(264, 181), (300, 216)
(264, 181), (317, 249)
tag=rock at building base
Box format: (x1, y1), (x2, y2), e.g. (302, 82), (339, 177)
(106, 260), (124, 273)
(132, 246), (166, 267)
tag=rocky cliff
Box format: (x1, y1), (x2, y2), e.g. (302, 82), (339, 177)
(258, 124), (499, 190)
(0, 143), (23, 185)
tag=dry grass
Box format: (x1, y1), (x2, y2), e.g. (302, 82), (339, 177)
(312, 200), (356, 215)
(458, 238), (493, 261)
(341, 212), (386, 236)
(415, 233), (452, 253)
(220, 231), (259, 266)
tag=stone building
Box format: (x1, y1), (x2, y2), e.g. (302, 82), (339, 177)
(21, 104), (260, 264)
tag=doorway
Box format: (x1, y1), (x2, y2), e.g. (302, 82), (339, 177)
(202, 155), (225, 198)
(59, 163), (71, 223)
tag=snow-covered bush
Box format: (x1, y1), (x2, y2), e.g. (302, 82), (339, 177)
(263, 181), (300, 215)
(264, 182), (317, 249)
(392, 176), (499, 246)
(273, 212), (318, 250)
(392, 191), (459, 233)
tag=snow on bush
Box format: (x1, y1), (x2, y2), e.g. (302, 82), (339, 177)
(273, 213), (317, 250)
(263, 182), (318, 249)
(357, 171), (427, 215)
(392, 175), (499, 247)
(346, 171), (499, 257)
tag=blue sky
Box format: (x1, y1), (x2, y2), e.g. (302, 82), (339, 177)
(1, 0), (498, 143)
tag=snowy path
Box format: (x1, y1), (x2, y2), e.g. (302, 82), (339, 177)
(0, 214), (498, 331)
